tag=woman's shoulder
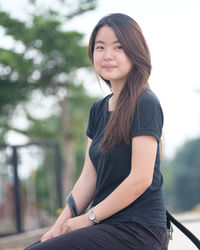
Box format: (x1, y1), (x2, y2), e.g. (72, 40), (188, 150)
(91, 93), (112, 112)
(138, 88), (161, 106)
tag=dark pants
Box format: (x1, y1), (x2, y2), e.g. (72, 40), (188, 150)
(24, 221), (166, 250)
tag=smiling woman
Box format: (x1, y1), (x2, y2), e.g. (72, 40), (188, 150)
(24, 13), (167, 250)
(93, 26), (133, 88)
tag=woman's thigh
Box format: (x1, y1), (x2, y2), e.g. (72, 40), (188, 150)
(24, 222), (166, 250)
(113, 221), (166, 250)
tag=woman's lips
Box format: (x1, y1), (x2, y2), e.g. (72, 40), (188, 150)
(103, 65), (116, 69)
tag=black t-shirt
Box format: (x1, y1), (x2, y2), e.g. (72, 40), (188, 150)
(86, 89), (166, 228)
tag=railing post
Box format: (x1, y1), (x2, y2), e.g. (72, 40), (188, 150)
(12, 146), (22, 233)
(54, 143), (63, 208)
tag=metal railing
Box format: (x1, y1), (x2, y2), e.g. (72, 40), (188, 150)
(0, 141), (63, 236)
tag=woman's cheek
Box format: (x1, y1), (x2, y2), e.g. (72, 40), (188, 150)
(93, 60), (101, 74)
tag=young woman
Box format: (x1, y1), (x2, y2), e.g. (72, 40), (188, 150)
(24, 13), (167, 250)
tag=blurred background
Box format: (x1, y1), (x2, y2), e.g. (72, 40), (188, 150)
(0, 0), (200, 249)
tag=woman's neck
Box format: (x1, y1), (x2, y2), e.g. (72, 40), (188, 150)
(109, 86), (122, 111)
(110, 81), (124, 105)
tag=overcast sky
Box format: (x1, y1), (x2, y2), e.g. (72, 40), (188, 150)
(0, 0), (200, 158)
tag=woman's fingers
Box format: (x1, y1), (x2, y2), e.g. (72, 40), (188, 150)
(40, 226), (62, 242)
(41, 233), (51, 242)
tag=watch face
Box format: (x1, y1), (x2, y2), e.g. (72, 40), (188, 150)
(90, 213), (95, 220)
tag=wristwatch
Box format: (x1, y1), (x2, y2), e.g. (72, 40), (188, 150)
(89, 207), (99, 224)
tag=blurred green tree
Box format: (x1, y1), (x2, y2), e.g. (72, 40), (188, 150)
(172, 137), (200, 211)
(0, 0), (98, 199)
(162, 137), (200, 212)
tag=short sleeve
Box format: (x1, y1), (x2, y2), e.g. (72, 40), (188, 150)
(131, 96), (164, 142)
(86, 103), (96, 139)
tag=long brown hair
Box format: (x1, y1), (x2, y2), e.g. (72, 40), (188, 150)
(88, 13), (151, 153)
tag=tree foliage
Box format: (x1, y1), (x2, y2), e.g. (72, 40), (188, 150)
(162, 137), (200, 212)
(0, 0), (98, 199)
(0, 0), (96, 135)
(172, 137), (200, 211)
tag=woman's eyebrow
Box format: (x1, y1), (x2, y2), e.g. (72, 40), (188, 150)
(113, 40), (120, 44)
(95, 40), (120, 44)
(95, 40), (104, 44)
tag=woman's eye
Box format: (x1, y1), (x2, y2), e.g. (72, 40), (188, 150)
(115, 45), (123, 50)
(96, 46), (104, 50)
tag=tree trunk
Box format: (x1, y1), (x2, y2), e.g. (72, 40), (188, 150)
(59, 95), (76, 203)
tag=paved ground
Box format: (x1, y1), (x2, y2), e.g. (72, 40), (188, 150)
(0, 227), (49, 250)
(168, 219), (200, 250)
(1, 212), (200, 250)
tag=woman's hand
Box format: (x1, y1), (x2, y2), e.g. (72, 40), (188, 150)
(40, 212), (94, 242)
(41, 224), (62, 242)
(61, 213), (94, 233)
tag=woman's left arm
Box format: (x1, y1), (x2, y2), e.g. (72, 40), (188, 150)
(90, 135), (158, 221)
(63, 135), (158, 232)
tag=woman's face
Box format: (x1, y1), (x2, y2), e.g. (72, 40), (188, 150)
(93, 26), (133, 85)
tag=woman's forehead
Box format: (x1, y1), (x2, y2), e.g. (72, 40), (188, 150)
(95, 26), (119, 44)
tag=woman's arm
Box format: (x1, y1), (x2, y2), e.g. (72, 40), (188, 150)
(41, 138), (96, 241)
(71, 138), (97, 215)
(57, 138), (97, 224)
(59, 135), (157, 233)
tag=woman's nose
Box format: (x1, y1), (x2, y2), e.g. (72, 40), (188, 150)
(104, 48), (114, 60)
